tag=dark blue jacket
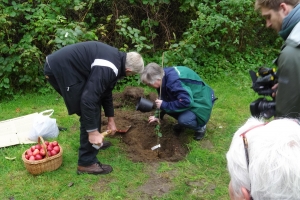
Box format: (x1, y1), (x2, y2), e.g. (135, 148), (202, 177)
(159, 67), (214, 125)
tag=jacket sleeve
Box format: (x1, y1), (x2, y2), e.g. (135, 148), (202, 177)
(80, 66), (116, 131)
(101, 87), (114, 117)
(275, 47), (300, 117)
(160, 79), (193, 112)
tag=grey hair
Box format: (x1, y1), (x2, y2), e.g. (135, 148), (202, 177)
(125, 52), (144, 74)
(226, 117), (300, 199)
(140, 62), (164, 85)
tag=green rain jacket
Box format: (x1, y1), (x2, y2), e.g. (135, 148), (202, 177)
(159, 66), (215, 126)
(275, 5), (300, 118)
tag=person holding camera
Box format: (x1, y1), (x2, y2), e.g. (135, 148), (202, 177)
(226, 117), (300, 199)
(140, 62), (216, 140)
(255, 0), (300, 118)
(44, 41), (144, 175)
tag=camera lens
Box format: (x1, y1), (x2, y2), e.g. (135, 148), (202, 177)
(258, 101), (276, 110)
(258, 100), (276, 119)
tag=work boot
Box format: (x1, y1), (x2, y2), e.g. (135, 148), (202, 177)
(173, 124), (184, 136)
(99, 141), (112, 150)
(193, 125), (206, 141)
(77, 162), (113, 175)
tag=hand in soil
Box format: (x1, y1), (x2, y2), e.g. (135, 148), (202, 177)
(148, 116), (159, 123)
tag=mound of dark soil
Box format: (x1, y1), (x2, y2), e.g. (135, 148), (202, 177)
(101, 86), (190, 163)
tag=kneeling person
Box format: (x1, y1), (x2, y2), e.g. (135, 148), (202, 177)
(141, 63), (216, 140)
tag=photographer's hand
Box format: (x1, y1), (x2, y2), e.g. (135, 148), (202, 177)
(272, 83), (278, 98)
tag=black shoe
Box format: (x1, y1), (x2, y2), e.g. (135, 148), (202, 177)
(77, 162), (113, 175)
(193, 125), (206, 140)
(99, 141), (112, 150)
(173, 124), (184, 136)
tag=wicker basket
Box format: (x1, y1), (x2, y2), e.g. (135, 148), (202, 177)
(22, 136), (63, 175)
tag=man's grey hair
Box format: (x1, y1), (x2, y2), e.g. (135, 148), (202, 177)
(140, 62), (164, 85)
(126, 52), (144, 74)
(226, 117), (300, 199)
(255, 0), (300, 10)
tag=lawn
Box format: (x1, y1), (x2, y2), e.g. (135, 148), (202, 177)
(0, 73), (258, 200)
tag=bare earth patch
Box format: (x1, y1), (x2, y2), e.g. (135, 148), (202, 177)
(99, 86), (213, 198)
(102, 86), (190, 163)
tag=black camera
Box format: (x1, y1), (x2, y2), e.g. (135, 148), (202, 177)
(249, 67), (277, 119)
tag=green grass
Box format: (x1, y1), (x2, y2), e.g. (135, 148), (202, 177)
(0, 73), (258, 200)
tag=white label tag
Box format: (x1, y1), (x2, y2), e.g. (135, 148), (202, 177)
(151, 144), (161, 150)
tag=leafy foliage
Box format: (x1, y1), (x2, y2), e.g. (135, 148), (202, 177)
(0, 0), (281, 99)
(0, 0), (100, 98)
(161, 0), (281, 79)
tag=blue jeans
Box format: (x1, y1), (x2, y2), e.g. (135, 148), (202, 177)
(167, 110), (205, 131)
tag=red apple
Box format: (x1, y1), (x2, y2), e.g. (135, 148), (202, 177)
(29, 156), (35, 161)
(30, 145), (35, 151)
(32, 149), (40, 156)
(35, 144), (42, 150)
(35, 154), (43, 160)
(51, 149), (58, 156)
(44, 141), (49, 146)
(52, 141), (58, 146)
(47, 145), (53, 151)
(47, 151), (52, 157)
(26, 149), (33, 156)
(40, 149), (46, 156)
(53, 146), (60, 153)
(25, 154), (29, 160)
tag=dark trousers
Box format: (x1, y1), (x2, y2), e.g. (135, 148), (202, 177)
(78, 111), (101, 166)
(167, 110), (205, 131)
(44, 61), (101, 166)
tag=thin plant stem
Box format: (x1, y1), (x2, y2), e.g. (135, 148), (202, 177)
(156, 52), (165, 156)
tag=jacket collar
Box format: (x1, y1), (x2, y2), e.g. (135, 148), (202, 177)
(279, 3), (300, 40)
(285, 21), (300, 47)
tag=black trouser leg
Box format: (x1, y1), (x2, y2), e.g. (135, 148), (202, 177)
(78, 110), (101, 166)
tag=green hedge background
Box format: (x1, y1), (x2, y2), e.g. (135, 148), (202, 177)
(0, 0), (282, 99)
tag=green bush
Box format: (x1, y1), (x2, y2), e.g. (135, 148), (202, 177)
(161, 0), (281, 79)
(0, 0), (281, 99)
(0, 0), (100, 98)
